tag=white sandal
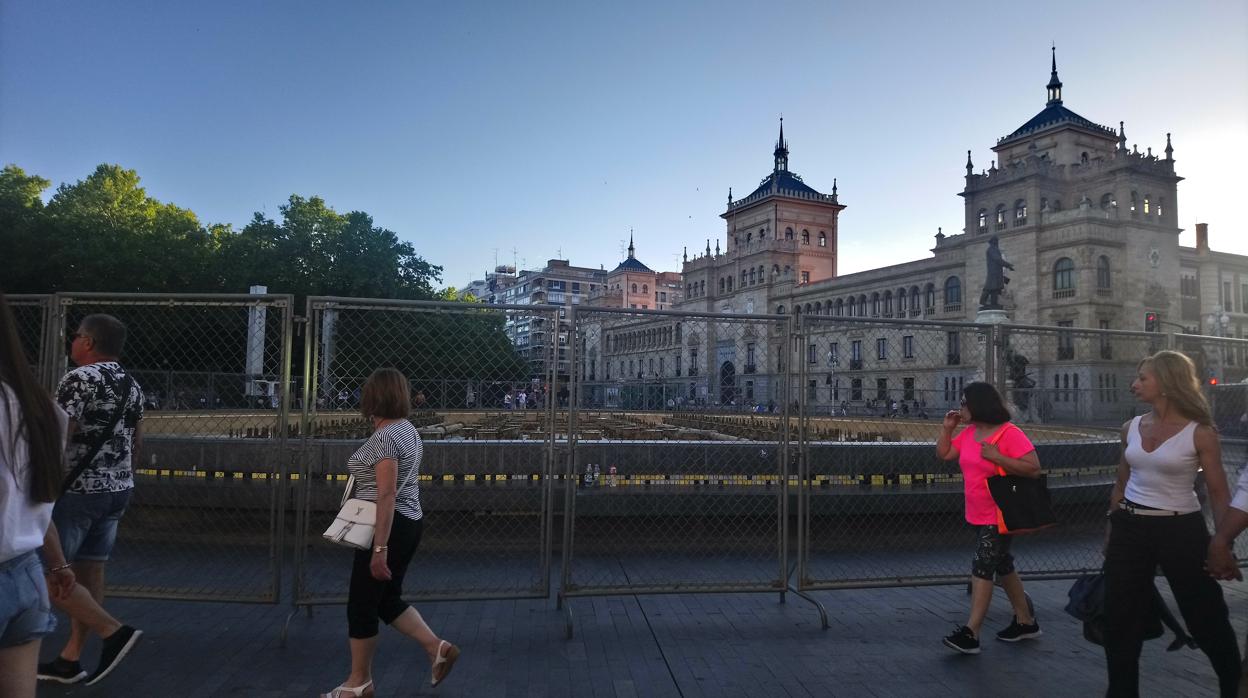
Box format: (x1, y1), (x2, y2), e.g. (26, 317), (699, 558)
(320, 679), (374, 697)
(430, 640), (460, 687)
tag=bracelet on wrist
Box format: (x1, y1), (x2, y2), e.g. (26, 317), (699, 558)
(46, 563), (71, 573)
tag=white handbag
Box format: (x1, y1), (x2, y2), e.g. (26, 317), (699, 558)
(322, 462), (416, 550)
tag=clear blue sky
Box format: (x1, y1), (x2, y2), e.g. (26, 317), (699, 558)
(3, 1), (1246, 289)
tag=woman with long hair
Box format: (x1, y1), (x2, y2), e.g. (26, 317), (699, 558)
(0, 291), (74, 697)
(936, 381), (1042, 654)
(322, 368), (459, 698)
(1104, 351), (1240, 696)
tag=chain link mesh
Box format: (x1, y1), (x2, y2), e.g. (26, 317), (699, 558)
(52, 294), (293, 602)
(292, 299), (555, 604)
(8, 294), (52, 387)
(561, 308), (790, 595)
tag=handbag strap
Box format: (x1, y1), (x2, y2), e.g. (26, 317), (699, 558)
(984, 422), (1018, 477)
(61, 372), (134, 494)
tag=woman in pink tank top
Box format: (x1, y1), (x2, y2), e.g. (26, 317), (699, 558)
(1103, 350), (1239, 697)
(936, 381), (1042, 655)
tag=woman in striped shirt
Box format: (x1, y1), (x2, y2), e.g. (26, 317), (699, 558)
(322, 369), (459, 698)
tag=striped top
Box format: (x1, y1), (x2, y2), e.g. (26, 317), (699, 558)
(347, 420), (423, 521)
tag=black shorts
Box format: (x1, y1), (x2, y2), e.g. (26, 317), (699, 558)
(971, 524), (1015, 580)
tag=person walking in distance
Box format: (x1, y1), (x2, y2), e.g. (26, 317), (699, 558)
(0, 290), (76, 698)
(936, 381), (1042, 654)
(1104, 351), (1240, 697)
(322, 368), (458, 697)
(37, 314), (143, 686)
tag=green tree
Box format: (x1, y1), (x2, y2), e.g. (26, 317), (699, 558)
(0, 165), (55, 292)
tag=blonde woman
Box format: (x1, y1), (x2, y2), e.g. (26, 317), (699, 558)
(1104, 351), (1240, 697)
(322, 368), (458, 698)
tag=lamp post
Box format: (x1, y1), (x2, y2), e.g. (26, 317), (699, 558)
(1206, 306), (1231, 386)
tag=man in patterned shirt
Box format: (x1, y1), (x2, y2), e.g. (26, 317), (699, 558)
(37, 314), (143, 686)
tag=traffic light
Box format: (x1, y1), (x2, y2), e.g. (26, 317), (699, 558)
(1210, 377), (1219, 386)
(1144, 311), (1159, 332)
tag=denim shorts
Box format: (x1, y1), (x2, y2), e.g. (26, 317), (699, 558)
(0, 551), (57, 648)
(52, 489), (133, 562)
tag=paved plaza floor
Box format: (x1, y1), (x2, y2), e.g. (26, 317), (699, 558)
(34, 576), (1248, 697)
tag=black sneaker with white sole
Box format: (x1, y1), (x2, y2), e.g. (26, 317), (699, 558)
(996, 617), (1043, 642)
(37, 657), (87, 684)
(85, 625), (143, 686)
(943, 625), (981, 654)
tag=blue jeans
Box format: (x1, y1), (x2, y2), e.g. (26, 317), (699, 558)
(52, 489), (132, 562)
(0, 551), (56, 648)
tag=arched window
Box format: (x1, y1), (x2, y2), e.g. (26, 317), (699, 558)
(858, 294), (867, 317)
(746, 232), (752, 244)
(642, 284), (648, 294)
(1100, 193), (1114, 209)
(977, 209), (987, 232)
(718, 278), (724, 294)
(741, 270), (747, 286)
(925, 283), (936, 308)
(910, 286), (920, 314)
(1096, 256), (1111, 290)
(1054, 257), (1075, 291)
(749, 268), (757, 284)
(1157, 197), (1165, 217)
(632, 283), (638, 293)
(777, 305), (786, 314)
(846, 297), (855, 316)
(1143, 195), (1150, 214)
(897, 288), (907, 313)
(872, 293), (881, 316)
(1130, 191), (1138, 213)
(772, 264), (780, 279)
(802, 230), (810, 245)
(804, 303), (812, 314)
(1014, 199), (1027, 225)
(815, 301), (823, 315)
(760, 228), (766, 241)
(835, 299), (844, 316)
(944, 277), (962, 306)
(1080, 151), (1089, 165)
(783, 227), (794, 240)
(725, 277), (732, 291)
(883, 291), (893, 316)
(818, 231), (827, 247)
(995, 204), (1006, 228)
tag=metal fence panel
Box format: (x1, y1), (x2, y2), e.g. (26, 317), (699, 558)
(8, 294), (53, 389)
(52, 293), (294, 602)
(292, 298), (556, 605)
(560, 307), (791, 597)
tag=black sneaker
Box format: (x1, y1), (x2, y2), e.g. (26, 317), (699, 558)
(37, 657), (87, 684)
(943, 625), (981, 654)
(85, 625), (143, 686)
(996, 616), (1043, 642)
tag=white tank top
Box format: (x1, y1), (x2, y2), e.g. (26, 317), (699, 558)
(1122, 416), (1201, 513)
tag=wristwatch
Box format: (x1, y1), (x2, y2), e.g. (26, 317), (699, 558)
(373, 545), (388, 554)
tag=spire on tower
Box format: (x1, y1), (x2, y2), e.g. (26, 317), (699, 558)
(627, 229), (635, 259)
(1118, 121), (1127, 151)
(773, 116), (789, 172)
(1165, 132), (1174, 161)
(1046, 44), (1063, 106)
(966, 150), (974, 177)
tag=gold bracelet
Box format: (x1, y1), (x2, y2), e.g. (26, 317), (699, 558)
(46, 563), (71, 573)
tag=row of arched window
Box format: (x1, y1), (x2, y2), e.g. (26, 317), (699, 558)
(605, 323), (683, 354)
(740, 227), (829, 247)
(977, 192), (1166, 233)
(693, 265), (794, 297)
(775, 278), (964, 317)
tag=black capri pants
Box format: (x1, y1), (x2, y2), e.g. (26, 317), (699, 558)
(347, 512), (423, 639)
(971, 524), (1015, 580)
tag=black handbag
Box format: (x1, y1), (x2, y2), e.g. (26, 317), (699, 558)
(983, 424), (1056, 534)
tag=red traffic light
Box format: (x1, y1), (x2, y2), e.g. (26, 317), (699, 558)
(1144, 312), (1159, 332)
(1209, 377), (1219, 386)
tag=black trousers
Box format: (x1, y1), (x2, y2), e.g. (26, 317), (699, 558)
(347, 513), (423, 639)
(1104, 510), (1240, 697)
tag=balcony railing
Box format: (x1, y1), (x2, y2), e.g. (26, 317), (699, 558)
(943, 303), (962, 313)
(1053, 288), (1076, 299)
(1096, 288), (1113, 298)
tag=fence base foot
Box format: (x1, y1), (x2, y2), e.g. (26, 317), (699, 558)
(787, 586), (829, 630)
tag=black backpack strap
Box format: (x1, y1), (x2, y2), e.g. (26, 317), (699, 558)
(61, 372), (135, 494)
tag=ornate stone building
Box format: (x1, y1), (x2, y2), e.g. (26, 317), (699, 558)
(579, 53), (1248, 418)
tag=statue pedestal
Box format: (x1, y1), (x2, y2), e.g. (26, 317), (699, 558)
(975, 308), (1009, 325)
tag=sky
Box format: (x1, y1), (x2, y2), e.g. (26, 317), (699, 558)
(2, 1), (1246, 290)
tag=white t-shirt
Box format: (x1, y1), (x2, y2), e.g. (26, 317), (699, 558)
(0, 384), (68, 563)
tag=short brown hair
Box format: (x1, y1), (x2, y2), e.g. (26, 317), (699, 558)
(360, 368), (411, 420)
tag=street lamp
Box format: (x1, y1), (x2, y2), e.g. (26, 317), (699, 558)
(1206, 306), (1232, 385)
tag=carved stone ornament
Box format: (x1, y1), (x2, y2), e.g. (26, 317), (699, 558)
(1149, 248), (1161, 268)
